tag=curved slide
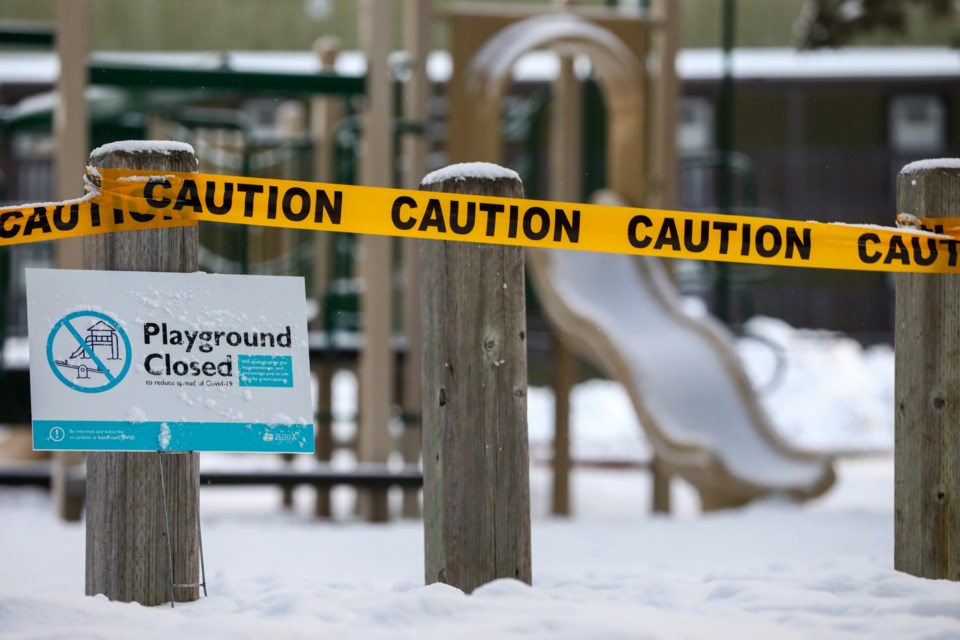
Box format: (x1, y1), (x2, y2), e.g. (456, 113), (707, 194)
(527, 194), (835, 510)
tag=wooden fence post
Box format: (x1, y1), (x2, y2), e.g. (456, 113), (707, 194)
(398, 0), (431, 521)
(895, 160), (960, 581)
(355, 0), (395, 523)
(50, 0), (91, 523)
(310, 35), (341, 519)
(84, 142), (201, 605)
(275, 99), (307, 510)
(420, 165), (532, 593)
(651, 455), (671, 514)
(551, 334), (573, 517)
(547, 41), (581, 519)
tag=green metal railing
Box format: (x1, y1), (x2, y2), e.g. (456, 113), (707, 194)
(90, 61), (365, 96)
(0, 23), (54, 48)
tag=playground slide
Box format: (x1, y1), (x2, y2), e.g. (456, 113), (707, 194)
(526, 193), (835, 510)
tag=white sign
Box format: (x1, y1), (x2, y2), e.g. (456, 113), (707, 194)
(26, 269), (314, 453)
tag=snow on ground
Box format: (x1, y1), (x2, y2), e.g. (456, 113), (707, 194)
(2, 317), (958, 639)
(527, 315), (895, 464)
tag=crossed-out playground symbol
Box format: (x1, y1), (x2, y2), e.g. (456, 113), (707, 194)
(46, 311), (132, 393)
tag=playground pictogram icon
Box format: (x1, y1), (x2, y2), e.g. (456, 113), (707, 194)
(46, 311), (132, 393)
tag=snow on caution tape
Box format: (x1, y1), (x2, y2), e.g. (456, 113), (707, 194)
(0, 167), (958, 273)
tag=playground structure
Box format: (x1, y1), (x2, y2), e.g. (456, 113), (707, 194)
(0, 0), (838, 517)
(445, 2), (835, 509)
(68, 321), (121, 361)
(527, 192), (835, 509)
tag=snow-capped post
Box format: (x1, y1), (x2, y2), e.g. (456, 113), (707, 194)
(895, 159), (960, 581)
(84, 141), (201, 605)
(419, 163), (532, 593)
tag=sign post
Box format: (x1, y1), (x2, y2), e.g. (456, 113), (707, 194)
(26, 143), (314, 607)
(28, 267), (313, 607)
(82, 142), (201, 607)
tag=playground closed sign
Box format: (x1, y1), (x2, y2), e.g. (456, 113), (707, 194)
(26, 269), (314, 453)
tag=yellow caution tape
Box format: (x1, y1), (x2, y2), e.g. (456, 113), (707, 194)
(0, 167), (958, 274)
(0, 191), (195, 247)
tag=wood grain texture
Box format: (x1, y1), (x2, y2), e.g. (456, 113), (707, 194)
(84, 146), (201, 605)
(895, 163), (960, 580)
(420, 172), (532, 593)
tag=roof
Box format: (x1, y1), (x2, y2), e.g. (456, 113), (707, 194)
(677, 47), (960, 82)
(0, 46), (957, 89)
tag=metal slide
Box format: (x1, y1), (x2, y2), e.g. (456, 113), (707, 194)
(527, 196), (835, 510)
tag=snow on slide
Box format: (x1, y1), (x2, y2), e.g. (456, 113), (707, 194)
(527, 193), (835, 509)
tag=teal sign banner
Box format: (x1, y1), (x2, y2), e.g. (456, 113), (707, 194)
(32, 420), (311, 452)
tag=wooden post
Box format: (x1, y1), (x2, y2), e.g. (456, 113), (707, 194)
(399, 0), (431, 519)
(310, 36), (342, 519)
(547, 39), (582, 518)
(551, 334), (574, 516)
(272, 100), (305, 261)
(275, 99), (306, 510)
(53, 0), (89, 272)
(310, 35), (341, 300)
(356, 0), (395, 522)
(85, 143), (201, 605)
(51, 0), (91, 523)
(399, 272), (423, 519)
(651, 455), (671, 514)
(648, 0), (681, 210)
(312, 362), (336, 518)
(421, 165), (532, 592)
(895, 161), (960, 581)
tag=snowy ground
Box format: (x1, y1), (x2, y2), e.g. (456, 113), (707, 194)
(2, 317), (959, 639)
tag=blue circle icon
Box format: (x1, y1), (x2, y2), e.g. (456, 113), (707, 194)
(46, 311), (132, 393)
